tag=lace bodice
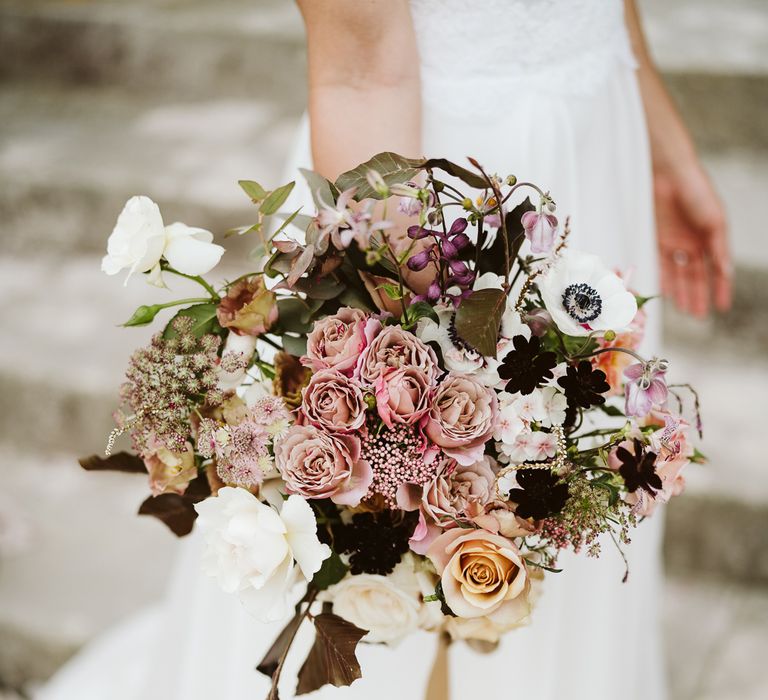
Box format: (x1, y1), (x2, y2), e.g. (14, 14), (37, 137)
(410, 0), (636, 103)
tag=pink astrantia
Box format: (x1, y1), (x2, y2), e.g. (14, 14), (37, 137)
(521, 210), (558, 254)
(624, 361), (668, 417)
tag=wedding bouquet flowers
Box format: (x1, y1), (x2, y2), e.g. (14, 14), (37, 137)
(82, 153), (702, 698)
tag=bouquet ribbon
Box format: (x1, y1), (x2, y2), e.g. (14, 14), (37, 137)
(426, 633), (451, 700)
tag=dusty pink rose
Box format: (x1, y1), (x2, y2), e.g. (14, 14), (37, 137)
(276, 425), (372, 506)
(357, 325), (439, 385)
(403, 456), (497, 554)
(424, 373), (497, 465)
(216, 276), (277, 336)
(302, 308), (377, 376)
(299, 369), (366, 433)
(144, 440), (197, 496)
(427, 527), (529, 621)
(375, 365), (434, 428)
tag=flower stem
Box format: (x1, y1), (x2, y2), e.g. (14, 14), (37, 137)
(264, 588), (318, 699)
(571, 346), (646, 364)
(164, 266), (220, 300)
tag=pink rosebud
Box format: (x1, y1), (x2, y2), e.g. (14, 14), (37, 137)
(521, 210), (558, 254)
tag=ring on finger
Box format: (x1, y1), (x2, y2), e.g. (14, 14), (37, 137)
(672, 249), (689, 266)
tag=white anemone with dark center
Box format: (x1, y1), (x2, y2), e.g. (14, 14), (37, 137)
(539, 250), (638, 336)
(561, 282), (603, 323)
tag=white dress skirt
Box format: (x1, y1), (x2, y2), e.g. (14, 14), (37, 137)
(38, 1), (666, 698)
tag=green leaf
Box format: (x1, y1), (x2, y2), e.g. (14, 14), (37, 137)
(79, 452), (146, 473)
(421, 157), (488, 189)
(598, 404), (625, 417)
(335, 152), (423, 201)
(162, 303), (220, 339)
(300, 168), (339, 208)
(691, 447), (708, 464)
(260, 181), (296, 216)
(294, 275), (346, 301)
(454, 288), (506, 357)
(296, 613), (366, 695)
(403, 301), (439, 327)
(122, 304), (163, 327)
(281, 334), (308, 358)
(478, 197), (535, 277)
(274, 297), (322, 334)
(380, 282), (403, 301)
(311, 550), (349, 591)
(635, 294), (657, 309)
(239, 180), (268, 203)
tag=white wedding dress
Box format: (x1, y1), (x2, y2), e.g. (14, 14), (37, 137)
(38, 1), (666, 698)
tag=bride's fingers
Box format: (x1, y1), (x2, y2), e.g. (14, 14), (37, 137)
(688, 255), (709, 318)
(672, 256), (691, 314)
(708, 224), (733, 312)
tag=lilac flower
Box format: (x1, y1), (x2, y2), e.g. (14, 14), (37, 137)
(624, 361), (668, 417)
(522, 210), (558, 254)
(406, 218), (475, 306)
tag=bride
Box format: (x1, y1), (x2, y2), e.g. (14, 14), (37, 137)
(38, 1), (730, 699)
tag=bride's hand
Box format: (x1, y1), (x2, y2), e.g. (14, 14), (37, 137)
(625, 0), (733, 318)
(654, 158), (732, 317)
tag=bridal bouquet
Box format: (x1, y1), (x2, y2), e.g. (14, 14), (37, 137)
(82, 153), (702, 697)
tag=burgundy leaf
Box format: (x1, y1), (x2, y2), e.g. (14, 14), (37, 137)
(295, 613), (366, 695)
(454, 288), (507, 357)
(79, 452), (146, 474)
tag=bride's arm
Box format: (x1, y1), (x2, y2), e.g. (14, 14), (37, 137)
(296, 0), (422, 180)
(624, 0), (732, 317)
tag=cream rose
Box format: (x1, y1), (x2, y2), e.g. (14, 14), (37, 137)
(194, 488), (330, 622)
(424, 373), (497, 465)
(329, 556), (430, 643)
(144, 440), (197, 496)
(299, 369), (366, 433)
(427, 527), (529, 621)
(276, 425), (372, 506)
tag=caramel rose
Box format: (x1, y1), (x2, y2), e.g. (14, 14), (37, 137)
(427, 527), (529, 621)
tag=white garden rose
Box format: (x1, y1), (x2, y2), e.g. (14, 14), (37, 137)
(194, 487), (330, 622)
(163, 222), (225, 276)
(101, 196), (166, 283)
(329, 557), (427, 644)
(102, 196), (224, 285)
(539, 250), (637, 336)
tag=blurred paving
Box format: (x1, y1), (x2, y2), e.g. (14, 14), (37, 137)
(0, 0), (766, 695)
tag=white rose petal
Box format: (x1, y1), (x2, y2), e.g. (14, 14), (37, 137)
(194, 487), (330, 622)
(102, 195), (166, 284)
(163, 222), (225, 276)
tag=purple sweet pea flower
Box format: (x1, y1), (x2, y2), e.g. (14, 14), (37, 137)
(521, 210), (558, 254)
(624, 361), (668, 417)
